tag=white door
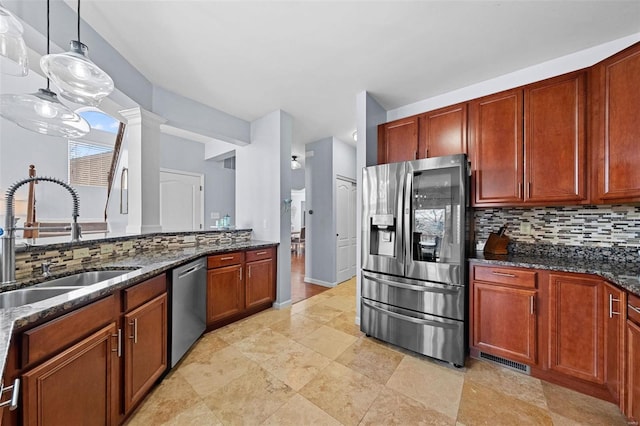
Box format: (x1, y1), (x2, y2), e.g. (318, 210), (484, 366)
(349, 182), (357, 276)
(336, 178), (356, 283)
(160, 170), (203, 232)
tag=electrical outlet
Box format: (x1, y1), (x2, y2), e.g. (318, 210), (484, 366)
(519, 222), (532, 235)
(184, 235), (196, 244)
(100, 244), (114, 255)
(73, 248), (90, 260)
(122, 241), (134, 251)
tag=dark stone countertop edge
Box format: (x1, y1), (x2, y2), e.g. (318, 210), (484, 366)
(0, 239), (277, 380)
(469, 252), (640, 297)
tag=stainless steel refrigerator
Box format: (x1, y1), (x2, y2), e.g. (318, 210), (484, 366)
(361, 154), (469, 367)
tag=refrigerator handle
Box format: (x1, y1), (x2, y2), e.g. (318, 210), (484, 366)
(403, 171), (412, 270)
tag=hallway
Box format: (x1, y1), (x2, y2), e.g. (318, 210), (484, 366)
(291, 252), (329, 304)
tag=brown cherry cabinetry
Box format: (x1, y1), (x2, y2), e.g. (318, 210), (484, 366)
(591, 42), (640, 203)
(2, 274), (168, 426)
(471, 265), (538, 365)
(122, 275), (168, 414)
(626, 293), (640, 423)
(470, 71), (587, 206)
(207, 247), (277, 329)
(470, 264), (625, 406)
(378, 103), (467, 165)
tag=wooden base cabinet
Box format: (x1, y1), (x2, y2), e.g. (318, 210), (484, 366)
(627, 293), (640, 423)
(207, 248), (277, 329)
(22, 323), (120, 426)
(123, 294), (167, 413)
(471, 265), (538, 365)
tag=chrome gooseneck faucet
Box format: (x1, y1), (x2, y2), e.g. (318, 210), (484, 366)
(0, 176), (81, 285)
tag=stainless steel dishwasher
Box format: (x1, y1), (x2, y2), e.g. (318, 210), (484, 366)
(170, 258), (207, 368)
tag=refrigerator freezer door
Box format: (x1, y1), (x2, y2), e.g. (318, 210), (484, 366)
(362, 162), (406, 277)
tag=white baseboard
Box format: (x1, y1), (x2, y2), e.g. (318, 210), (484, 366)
(272, 300), (292, 309)
(355, 316), (361, 326)
(304, 277), (336, 288)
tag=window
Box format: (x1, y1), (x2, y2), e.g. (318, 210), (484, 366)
(69, 141), (113, 187)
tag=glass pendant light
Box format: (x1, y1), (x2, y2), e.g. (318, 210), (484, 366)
(0, 2), (29, 76)
(40, 0), (113, 106)
(0, 0), (89, 138)
(291, 155), (302, 170)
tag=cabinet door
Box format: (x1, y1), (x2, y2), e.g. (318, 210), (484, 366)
(627, 319), (640, 423)
(548, 273), (604, 384)
(378, 116), (418, 164)
(472, 281), (537, 364)
(124, 293), (167, 413)
(603, 282), (625, 405)
(593, 42), (640, 202)
(22, 323), (119, 426)
(525, 72), (587, 203)
(245, 258), (275, 309)
(207, 264), (244, 324)
(419, 103), (467, 158)
(470, 89), (523, 205)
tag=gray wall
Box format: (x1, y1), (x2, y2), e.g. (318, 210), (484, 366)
(291, 168), (305, 190)
(159, 134), (235, 229)
(305, 137), (356, 286)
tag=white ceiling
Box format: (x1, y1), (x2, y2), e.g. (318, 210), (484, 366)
(76, 1), (640, 153)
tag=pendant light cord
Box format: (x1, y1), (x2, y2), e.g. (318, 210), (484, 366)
(77, 0), (80, 42)
(46, 0), (50, 90)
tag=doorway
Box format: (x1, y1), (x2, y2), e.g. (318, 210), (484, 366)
(159, 169), (204, 231)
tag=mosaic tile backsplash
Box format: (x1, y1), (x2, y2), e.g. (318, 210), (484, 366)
(474, 205), (640, 262)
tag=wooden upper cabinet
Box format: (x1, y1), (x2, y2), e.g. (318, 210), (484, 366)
(592, 42), (640, 203)
(525, 72), (587, 203)
(470, 89), (523, 205)
(418, 103), (467, 158)
(378, 116), (418, 164)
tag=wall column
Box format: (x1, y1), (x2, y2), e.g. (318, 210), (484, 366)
(120, 107), (166, 234)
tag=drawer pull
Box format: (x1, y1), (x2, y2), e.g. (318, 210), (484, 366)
(0, 378), (20, 411)
(112, 329), (122, 357)
(491, 271), (517, 278)
(220, 256), (235, 261)
(629, 304), (640, 314)
(256, 251), (267, 256)
(129, 319), (138, 343)
(609, 294), (620, 318)
(530, 295), (535, 315)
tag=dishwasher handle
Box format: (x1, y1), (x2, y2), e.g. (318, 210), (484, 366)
(177, 263), (204, 279)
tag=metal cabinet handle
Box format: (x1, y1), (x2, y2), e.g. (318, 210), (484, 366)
(111, 328), (122, 357)
(129, 319), (138, 343)
(256, 251), (267, 256)
(239, 267), (243, 281)
(221, 256), (235, 261)
(609, 294), (620, 318)
(629, 304), (640, 314)
(491, 271), (517, 278)
(248, 266), (252, 279)
(530, 295), (535, 315)
(0, 378), (20, 411)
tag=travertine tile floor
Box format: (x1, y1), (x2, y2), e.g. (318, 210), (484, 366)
(126, 278), (628, 425)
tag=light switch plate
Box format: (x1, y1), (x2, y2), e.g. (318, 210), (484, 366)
(520, 222), (532, 235)
(184, 235), (196, 243)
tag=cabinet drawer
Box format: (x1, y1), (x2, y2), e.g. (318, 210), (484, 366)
(246, 247), (275, 262)
(21, 294), (117, 368)
(629, 293), (640, 326)
(208, 252), (245, 269)
(473, 265), (537, 288)
(123, 274), (167, 312)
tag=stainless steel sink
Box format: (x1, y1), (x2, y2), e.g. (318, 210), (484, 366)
(33, 270), (135, 288)
(0, 287), (78, 309)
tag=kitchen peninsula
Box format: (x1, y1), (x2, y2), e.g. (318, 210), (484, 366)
(0, 229), (278, 425)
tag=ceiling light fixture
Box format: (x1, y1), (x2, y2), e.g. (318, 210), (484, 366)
(0, 2), (28, 76)
(291, 155), (302, 170)
(0, 0), (89, 138)
(40, 0), (114, 106)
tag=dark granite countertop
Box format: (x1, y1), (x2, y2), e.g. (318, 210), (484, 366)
(0, 239), (277, 378)
(470, 252), (640, 297)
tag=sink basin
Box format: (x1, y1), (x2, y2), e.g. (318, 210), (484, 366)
(33, 270), (136, 288)
(0, 287), (77, 309)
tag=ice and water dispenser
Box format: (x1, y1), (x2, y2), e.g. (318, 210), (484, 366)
(369, 214), (397, 257)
